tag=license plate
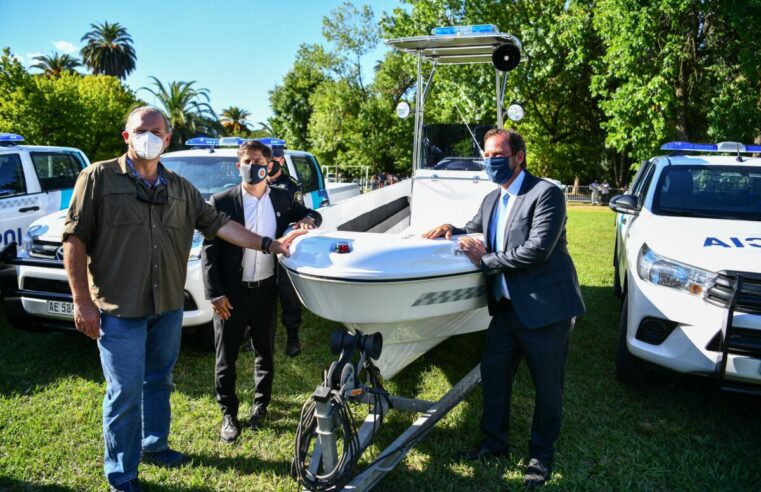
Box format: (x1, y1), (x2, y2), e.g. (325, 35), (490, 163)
(47, 300), (74, 315)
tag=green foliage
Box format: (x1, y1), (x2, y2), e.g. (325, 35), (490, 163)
(219, 106), (252, 136)
(0, 48), (138, 161)
(140, 76), (220, 150)
(30, 52), (82, 77)
(80, 21), (137, 80)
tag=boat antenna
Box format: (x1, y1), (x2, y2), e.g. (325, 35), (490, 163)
(446, 89), (484, 157)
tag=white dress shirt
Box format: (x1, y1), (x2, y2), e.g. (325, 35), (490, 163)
(241, 185), (277, 282)
(491, 169), (526, 300)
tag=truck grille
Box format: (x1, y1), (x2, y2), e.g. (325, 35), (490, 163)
(706, 271), (761, 315)
(30, 239), (62, 260)
(23, 277), (71, 294)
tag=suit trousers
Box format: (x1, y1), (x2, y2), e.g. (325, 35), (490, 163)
(213, 281), (277, 417)
(480, 299), (571, 462)
(277, 266), (302, 339)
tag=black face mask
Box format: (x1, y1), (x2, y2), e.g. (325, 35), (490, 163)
(240, 164), (269, 185)
(268, 160), (281, 177)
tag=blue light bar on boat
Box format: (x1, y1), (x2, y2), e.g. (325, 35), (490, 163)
(0, 133), (25, 143)
(431, 24), (498, 36)
(185, 137), (219, 147)
(661, 141), (761, 153)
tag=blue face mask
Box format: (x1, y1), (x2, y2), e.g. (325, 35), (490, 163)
(483, 156), (512, 184)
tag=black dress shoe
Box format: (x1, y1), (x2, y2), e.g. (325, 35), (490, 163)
(523, 458), (552, 488)
(220, 414), (240, 444)
(285, 339), (301, 357)
(455, 446), (510, 462)
(248, 407), (268, 430)
(109, 478), (143, 492)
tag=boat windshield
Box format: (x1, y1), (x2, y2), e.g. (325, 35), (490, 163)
(422, 123), (494, 168)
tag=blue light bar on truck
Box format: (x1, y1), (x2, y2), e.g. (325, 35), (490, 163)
(0, 133), (25, 143)
(218, 137), (247, 147)
(255, 137), (286, 147)
(185, 137), (219, 147)
(661, 141), (761, 153)
(432, 24), (498, 36)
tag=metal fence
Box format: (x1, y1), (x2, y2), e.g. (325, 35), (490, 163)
(563, 185), (625, 204)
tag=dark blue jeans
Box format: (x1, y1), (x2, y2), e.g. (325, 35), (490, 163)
(97, 308), (183, 486)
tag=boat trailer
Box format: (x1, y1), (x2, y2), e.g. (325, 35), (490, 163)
(292, 330), (482, 491)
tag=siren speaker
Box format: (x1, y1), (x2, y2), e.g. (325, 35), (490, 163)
(492, 43), (521, 71)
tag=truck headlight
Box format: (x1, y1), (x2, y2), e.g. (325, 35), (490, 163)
(20, 225), (49, 255)
(189, 231), (203, 261)
(636, 243), (717, 296)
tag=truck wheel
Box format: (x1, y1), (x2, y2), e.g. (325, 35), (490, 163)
(615, 296), (645, 385)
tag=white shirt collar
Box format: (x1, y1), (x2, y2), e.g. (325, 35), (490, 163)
(500, 169), (525, 199)
(241, 183), (270, 200)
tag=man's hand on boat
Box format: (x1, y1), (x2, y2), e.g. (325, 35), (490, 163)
(422, 223), (455, 240)
(294, 217), (317, 230)
(270, 228), (309, 256)
(212, 296), (234, 320)
(458, 235), (486, 266)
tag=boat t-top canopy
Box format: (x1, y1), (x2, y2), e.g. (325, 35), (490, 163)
(385, 25), (523, 169)
(385, 26), (521, 65)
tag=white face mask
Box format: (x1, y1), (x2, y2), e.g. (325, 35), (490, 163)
(131, 132), (165, 160)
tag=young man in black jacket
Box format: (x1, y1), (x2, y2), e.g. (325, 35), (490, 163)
(201, 140), (322, 443)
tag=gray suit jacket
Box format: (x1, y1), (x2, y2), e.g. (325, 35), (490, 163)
(453, 171), (585, 328)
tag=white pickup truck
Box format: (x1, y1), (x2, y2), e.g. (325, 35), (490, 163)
(610, 141), (761, 394)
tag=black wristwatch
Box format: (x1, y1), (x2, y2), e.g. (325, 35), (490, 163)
(260, 236), (273, 254)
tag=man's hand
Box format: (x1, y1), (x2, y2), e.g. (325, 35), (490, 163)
(422, 224), (453, 240)
(459, 236), (486, 266)
(294, 217), (316, 230)
(270, 228), (308, 257)
(74, 299), (101, 339)
(212, 296), (233, 320)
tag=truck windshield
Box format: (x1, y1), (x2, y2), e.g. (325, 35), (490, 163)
(161, 156), (240, 199)
(652, 165), (761, 221)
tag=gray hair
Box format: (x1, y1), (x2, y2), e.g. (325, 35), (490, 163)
(125, 106), (173, 134)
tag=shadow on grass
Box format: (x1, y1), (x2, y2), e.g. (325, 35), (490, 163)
(0, 476), (78, 491)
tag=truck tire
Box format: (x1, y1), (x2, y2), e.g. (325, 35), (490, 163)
(615, 296), (645, 385)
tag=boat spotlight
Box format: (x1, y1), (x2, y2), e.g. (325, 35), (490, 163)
(506, 103), (525, 122)
(396, 101), (411, 119)
(492, 42), (521, 72)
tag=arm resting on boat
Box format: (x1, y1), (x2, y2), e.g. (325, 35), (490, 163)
(480, 185), (565, 274)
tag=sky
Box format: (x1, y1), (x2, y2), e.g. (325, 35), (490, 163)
(0, 0), (404, 125)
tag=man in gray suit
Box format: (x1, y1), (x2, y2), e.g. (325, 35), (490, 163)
(424, 129), (584, 488)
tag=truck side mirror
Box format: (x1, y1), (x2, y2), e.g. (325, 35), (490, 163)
(609, 194), (639, 215)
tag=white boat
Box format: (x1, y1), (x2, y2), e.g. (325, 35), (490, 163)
(280, 26), (523, 379)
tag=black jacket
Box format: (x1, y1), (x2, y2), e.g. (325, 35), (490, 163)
(201, 185), (322, 303)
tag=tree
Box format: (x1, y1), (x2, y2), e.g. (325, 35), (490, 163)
(140, 76), (219, 149)
(220, 106), (251, 136)
(0, 48), (138, 161)
(31, 52), (81, 77)
(80, 21), (136, 79)
(269, 44), (334, 150)
(322, 2), (380, 91)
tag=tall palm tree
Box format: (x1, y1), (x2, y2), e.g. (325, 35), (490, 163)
(31, 52), (81, 77)
(80, 21), (136, 79)
(220, 106), (252, 136)
(140, 76), (219, 149)
(256, 118), (277, 137)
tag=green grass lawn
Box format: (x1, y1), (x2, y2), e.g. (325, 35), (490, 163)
(1, 205), (760, 491)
